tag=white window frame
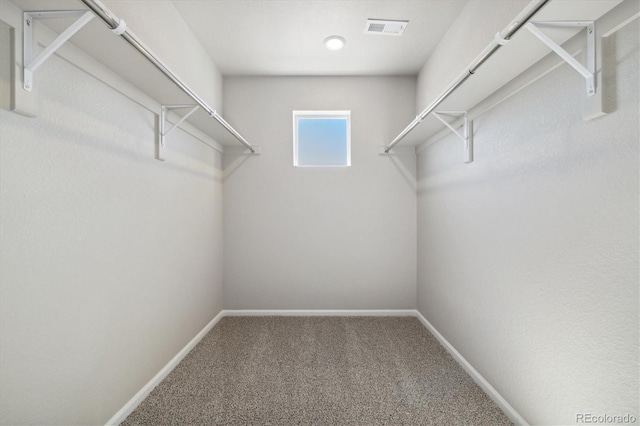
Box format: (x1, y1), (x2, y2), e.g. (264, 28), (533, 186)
(293, 110), (351, 167)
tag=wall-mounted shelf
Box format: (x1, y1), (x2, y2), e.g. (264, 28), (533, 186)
(10, 0), (258, 159)
(385, 0), (624, 151)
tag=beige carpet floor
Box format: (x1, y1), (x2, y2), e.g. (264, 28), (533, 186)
(122, 316), (511, 425)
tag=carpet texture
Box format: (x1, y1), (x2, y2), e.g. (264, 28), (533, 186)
(122, 317), (512, 425)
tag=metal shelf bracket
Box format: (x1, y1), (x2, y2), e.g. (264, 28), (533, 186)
(157, 105), (200, 161)
(23, 11), (95, 92)
(526, 21), (596, 96)
(432, 111), (473, 164)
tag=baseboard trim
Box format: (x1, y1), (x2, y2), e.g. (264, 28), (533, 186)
(223, 309), (417, 317)
(105, 310), (226, 425)
(413, 310), (528, 425)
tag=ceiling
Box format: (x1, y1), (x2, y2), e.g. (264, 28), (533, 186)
(170, 0), (469, 76)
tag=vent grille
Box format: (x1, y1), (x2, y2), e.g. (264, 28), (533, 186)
(364, 19), (408, 36)
(367, 23), (386, 33)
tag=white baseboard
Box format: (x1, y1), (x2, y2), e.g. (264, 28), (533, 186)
(105, 310), (226, 426)
(413, 310), (528, 425)
(223, 309), (416, 317)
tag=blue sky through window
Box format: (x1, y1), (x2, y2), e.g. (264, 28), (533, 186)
(296, 117), (349, 166)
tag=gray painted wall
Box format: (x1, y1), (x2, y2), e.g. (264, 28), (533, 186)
(0, 50), (224, 424)
(222, 76), (417, 310)
(416, 19), (639, 425)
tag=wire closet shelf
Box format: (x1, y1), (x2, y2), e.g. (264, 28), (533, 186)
(78, 0), (256, 154)
(384, 0), (554, 154)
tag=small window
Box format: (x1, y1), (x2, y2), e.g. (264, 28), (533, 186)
(293, 111), (351, 167)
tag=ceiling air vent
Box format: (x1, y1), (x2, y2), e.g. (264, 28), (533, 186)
(364, 19), (408, 36)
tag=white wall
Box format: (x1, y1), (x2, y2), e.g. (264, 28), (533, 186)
(222, 76), (417, 310)
(0, 33), (224, 426)
(416, 17), (639, 425)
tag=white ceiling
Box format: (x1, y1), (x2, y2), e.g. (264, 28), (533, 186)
(170, 0), (469, 76)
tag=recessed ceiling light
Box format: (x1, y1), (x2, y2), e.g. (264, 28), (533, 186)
(324, 35), (346, 51)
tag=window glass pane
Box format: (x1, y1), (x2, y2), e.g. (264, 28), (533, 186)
(297, 117), (348, 166)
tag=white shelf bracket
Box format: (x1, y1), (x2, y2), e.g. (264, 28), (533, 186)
(432, 111), (473, 164)
(526, 21), (596, 96)
(23, 11), (94, 92)
(157, 105), (200, 161)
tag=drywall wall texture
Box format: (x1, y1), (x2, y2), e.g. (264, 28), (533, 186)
(416, 19), (639, 425)
(223, 77), (417, 310)
(103, 0), (224, 112)
(416, 0), (529, 112)
(0, 53), (224, 424)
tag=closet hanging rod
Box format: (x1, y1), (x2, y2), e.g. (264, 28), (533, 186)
(385, 0), (552, 153)
(79, 0), (256, 153)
